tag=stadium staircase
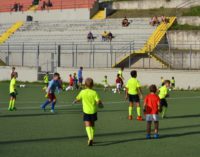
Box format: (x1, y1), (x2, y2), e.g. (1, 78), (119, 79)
(92, 10), (106, 20)
(0, 21), (24, 65)
(113, 17), (176, 68)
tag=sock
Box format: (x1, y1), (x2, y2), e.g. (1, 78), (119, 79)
(137, 106), (141, 117)
(42, 100), (50, 109)
(51, 101), (56, 110)
(9, 100), (13, 109)
(162, 107), (167, 118)
(86, 127), (92, 140)
(128, 106), (133, 116)
(11, 99), (15, 109)
(91, 127), (95, 140)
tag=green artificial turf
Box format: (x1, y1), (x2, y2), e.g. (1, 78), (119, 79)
(0, 82), (199, 157)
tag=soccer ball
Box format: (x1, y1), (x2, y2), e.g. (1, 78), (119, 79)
(19, 84), (26, 88)
(112, 88), (117, 94)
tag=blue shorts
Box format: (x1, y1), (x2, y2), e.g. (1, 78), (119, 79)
(79, 78), (83, 83)
(83, 112), (97, 122)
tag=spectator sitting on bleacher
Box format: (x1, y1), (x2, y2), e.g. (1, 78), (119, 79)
(41, 1), (47, 10)
(108, 32), (114, 42)
(102, 31), (108, 41)
(11, 2), (19, 12)
(18, 3), (23, 11)
(150, 16), (160, 26)
(122, 16), (130, 27)
(47, 0), (53, 7)
(87, 32), (95, 42)
(161, 15), (169, 24)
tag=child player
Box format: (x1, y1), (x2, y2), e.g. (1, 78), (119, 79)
(116, 74), (123, 93)
(73, 73), (79, 90)
(66, 74), (74, 91)
(158, 80), (171, 118)
(43, 72), (49, 90)
(125, 70), (143, 121)
(102, 75), (109, 91)
(73, 78), (104, 146)
(143, 85), (160, 139)
(41, 73), (61, 113)
(8, 73), (17, 111)
(171, 77), (175, 90)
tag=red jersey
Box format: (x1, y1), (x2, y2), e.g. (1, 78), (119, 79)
(144, 93), (160, 114)
(116, 77), (122, 84)
(69, 77), (74, 86)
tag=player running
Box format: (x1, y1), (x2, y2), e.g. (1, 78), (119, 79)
(158, 80), (171, 118)
(41, 73), (61, 113)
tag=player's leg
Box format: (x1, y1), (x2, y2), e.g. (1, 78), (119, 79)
(91, 121), (95, 141)
(135, 98), (142, 121)
(128, 98), (133, 120)
(154, 121), (159, 139)
(146, 121), (152, 139)
(11, 97), (16, 111)
(161, 99), (168, 118)
(8, 96), (13, 111)
(51, 100), (56, 113)
(41, 94), (52, 111)
(85, 121), (93, 146)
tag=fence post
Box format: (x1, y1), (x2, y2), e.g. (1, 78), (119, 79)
(7, 43), (10, 65)
(182, 51), (184, 69)
(57, 45), (61, 67)
(93, 45), (95, 68)
(72, 43), (74, 67)
(110, 44), (113, 68)
(89, 43), (92, 68)
(51, 52), (54, 72)
(37, 44), (40, 69)
(190, 45), (192, 70)
(22, 43), (24, 66)
(75, 44), (78, 68)
(129, 43), (131, 68)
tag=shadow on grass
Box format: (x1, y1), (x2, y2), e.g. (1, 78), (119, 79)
(167, 114), (200, 119)
(0, 124), (200, 145)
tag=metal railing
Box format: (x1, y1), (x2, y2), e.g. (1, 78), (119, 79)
(0, 42), (200, 71)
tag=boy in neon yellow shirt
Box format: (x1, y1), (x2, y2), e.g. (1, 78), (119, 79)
(125, 70), (143, 121)
(8, 73), (17, 111)
(158, 80), (171, 118)
(73, 78), (104, 146)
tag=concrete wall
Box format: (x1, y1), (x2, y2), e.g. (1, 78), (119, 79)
(177, 16), (200, 26)
(168, 31), (200, 50)
(111, 0), (200, 10)
(0, 9), (90, 23)
(57, 67), (200, 89)
(0, 66), (38, 82)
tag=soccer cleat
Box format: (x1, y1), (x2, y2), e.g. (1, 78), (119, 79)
(88, 140), (93, 146)
(154, 134), (159, 139)
(40, 105), (46, 112)
(12, 107), (17, 111)
(8, 108), (13, 111)
(146, 134), (151, 139)
(50, 109), (55, 113)
(128, 115), (133, 120)
(137, 116), (143, 121)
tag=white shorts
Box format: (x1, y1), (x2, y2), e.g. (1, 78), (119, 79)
(116, 83), (121, 89)
(104, 84), (108, 88)
(146, 114), (159, 122)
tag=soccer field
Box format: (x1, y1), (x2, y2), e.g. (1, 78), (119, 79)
(0, 82), (199, 157)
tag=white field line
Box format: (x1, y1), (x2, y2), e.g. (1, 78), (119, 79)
(0, 96), (200, 111)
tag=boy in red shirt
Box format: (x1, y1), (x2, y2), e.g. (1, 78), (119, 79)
(143, 84), (161, 139)
(116, 74), (123, 93)
(66, 74), (74, 91)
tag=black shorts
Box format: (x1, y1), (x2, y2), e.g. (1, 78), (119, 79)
(129, 94), (140, 103)
(83, 112), (97, 122)
(171, 83), (175, 87)
(10, 92), (17, 98)
(160, 99), (168, 107)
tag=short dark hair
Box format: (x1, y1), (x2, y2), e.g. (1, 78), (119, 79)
(54, 72), (60, 77)
(164, 80), (171, 84)
(80, 67), (83, 70)
(85, 78), (94, 88)
(149, 84), (157, 93)
(117, 74), (120, 77)
(130, 70), (137, 78)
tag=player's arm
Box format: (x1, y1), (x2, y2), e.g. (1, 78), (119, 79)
(97, 100), (104, 108)
(137, 87), (143, 99)
(125, 87), (128, 100)
(46, 81), (53, 93)
(143, 97), (147, 113)
(73, 92), (82, 104)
